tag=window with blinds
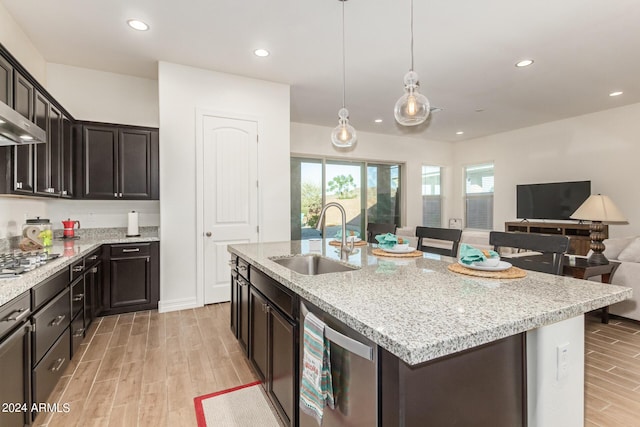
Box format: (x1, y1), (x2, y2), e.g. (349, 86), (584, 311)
(422, 165), (442, 227)
(465, 163), (494, 229)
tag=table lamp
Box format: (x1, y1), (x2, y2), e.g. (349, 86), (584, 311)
(570, 194), (627, 265)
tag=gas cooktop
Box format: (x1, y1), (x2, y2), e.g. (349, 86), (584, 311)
(0, 251), (61, 279)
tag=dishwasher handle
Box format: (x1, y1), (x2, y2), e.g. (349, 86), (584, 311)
(301, 303), (374, 361)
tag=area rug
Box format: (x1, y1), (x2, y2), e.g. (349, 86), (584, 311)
(194, 381), (283, 426)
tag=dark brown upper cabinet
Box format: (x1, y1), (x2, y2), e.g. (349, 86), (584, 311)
(12, 71), (35, 194)
(34, 90), (50, 196)
(60, 116), (74, 198)
(81, 123), (159, 200)
(0, 55), (12, 105)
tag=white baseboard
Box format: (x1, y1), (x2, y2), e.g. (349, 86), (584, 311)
(158, 297), (199, 313)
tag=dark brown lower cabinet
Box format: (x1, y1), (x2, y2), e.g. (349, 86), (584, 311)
(380, 333), (526, 427)
(102, 242), (159, 315)
(0, 322), (30, 427)
(248, 267), (297, 427)
(250, 287), (269, 381)
(237, 275), (250, 354)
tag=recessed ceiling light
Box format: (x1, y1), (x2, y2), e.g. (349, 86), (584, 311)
(374, 119), (383, 123)
(609, 91), (623, 97)
(127, 19), (149, 31)
(254, 49), (270, 57)
(19, 135), (33, 140)
(515, 59), (534, 68)
(456, 131), (464, 135)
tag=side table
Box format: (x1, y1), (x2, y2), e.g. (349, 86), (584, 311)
(563, 256), (620, 324)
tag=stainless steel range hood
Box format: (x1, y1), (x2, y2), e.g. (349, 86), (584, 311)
(0, 100), (46, 146)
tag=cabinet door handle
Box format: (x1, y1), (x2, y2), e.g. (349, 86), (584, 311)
(119, 193), (123, 198)
(228, 260), (236, 267)
(16, 182), (22, 189)
(72, 266), (84, 272)
(62, 190), (67, 196)
(89, 255), (98, 261)
(73, 328), (85, 338)
(73, 294), (84, 302)
(238, 265), (247, 271)
(122, 248), (140, 253)
(3, 308), (30, 323)
(114, 193), (118, 198)
(91, 267), (98, 273)
(50, 314), (66, 327)
(50, 358), (66, 372)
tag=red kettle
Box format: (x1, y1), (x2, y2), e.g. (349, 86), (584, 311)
(62, 219), (81, 238)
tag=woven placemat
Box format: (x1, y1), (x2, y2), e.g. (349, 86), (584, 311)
(372, 248), (423, 258)
(329, 240), (368, 247)
(447, 263), (527, 278)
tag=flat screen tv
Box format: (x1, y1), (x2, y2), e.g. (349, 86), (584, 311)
(517, 181), (591, 220)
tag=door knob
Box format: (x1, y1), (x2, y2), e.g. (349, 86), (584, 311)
(206, 232), (212, 237)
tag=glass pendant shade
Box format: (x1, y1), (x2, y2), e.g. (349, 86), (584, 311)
(331, 108), (357, 148)
(394, 71), (430, 126)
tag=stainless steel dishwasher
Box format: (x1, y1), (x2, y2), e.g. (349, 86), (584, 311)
(299, 301), (378, 427)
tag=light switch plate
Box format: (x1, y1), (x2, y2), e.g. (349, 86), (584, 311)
(557, 342), (570, 381)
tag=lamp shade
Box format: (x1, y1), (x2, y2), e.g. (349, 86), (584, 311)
(570, 194), (627, 223)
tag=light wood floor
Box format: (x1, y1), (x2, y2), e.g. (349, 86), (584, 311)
(34, 303), (258, 427)
(34, 306), (640, 427)
(585, 314), (640, 427)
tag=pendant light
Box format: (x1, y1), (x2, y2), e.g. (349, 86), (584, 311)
(394, 0), (430, 126)
(331, 0), (357, 148)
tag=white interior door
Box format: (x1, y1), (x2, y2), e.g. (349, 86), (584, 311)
(202, 115), (258, 304)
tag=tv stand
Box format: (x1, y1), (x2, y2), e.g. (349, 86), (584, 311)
(504, 221), (607, 256)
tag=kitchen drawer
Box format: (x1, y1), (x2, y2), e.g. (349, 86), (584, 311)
(70, 312), (84, 357)
(0, 292), (30, 337)
(32, 330), (70, 410)
(70, 276), (84, 319)
(31, 268), (68, 311)
(32, 287), (70, 364)
(110, 243), (150, 258)
(238, 258), (250, 281)
(70, 258), (85, 281)
(251, 268), (295, 320)
(84, 247), (102, 267)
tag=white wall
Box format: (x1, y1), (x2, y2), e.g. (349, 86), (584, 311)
(0, 197), (47, 239)
(291, 122), (454, 230)
(158, 61), (290, 311)
(451, 102), (640, 237)
(0, 2), (46, 84)
(46, 63), (159, 127)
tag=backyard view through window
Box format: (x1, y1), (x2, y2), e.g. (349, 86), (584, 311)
(422, 166), (442, 227)
(465, 163), (494, 229)
(290, 157), (402, 240)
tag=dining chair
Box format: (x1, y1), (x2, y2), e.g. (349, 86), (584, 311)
(366, 223), (397, 244)
(415, 226), (463, 257)
(489, 231), (570, 275)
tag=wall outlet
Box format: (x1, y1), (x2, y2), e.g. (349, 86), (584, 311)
(557, 342), (570, 381)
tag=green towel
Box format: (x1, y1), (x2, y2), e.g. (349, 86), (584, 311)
(300, 312), (335, 425)
(375, 233), (399, 249)
(459, 244), (499, 265)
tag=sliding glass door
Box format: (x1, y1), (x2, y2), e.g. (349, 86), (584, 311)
(291, 157), (402, 240)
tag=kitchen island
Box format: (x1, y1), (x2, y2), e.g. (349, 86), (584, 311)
(228, 240), (631, 427)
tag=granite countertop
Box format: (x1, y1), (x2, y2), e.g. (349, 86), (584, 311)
(0, 235), (159, 307)
(228, 240), (632, 366)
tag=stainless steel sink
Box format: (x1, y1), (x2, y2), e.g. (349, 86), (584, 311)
(271, 255), (358, 275)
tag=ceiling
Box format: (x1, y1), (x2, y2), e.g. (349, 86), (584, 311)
(3, 0), (640, 141)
